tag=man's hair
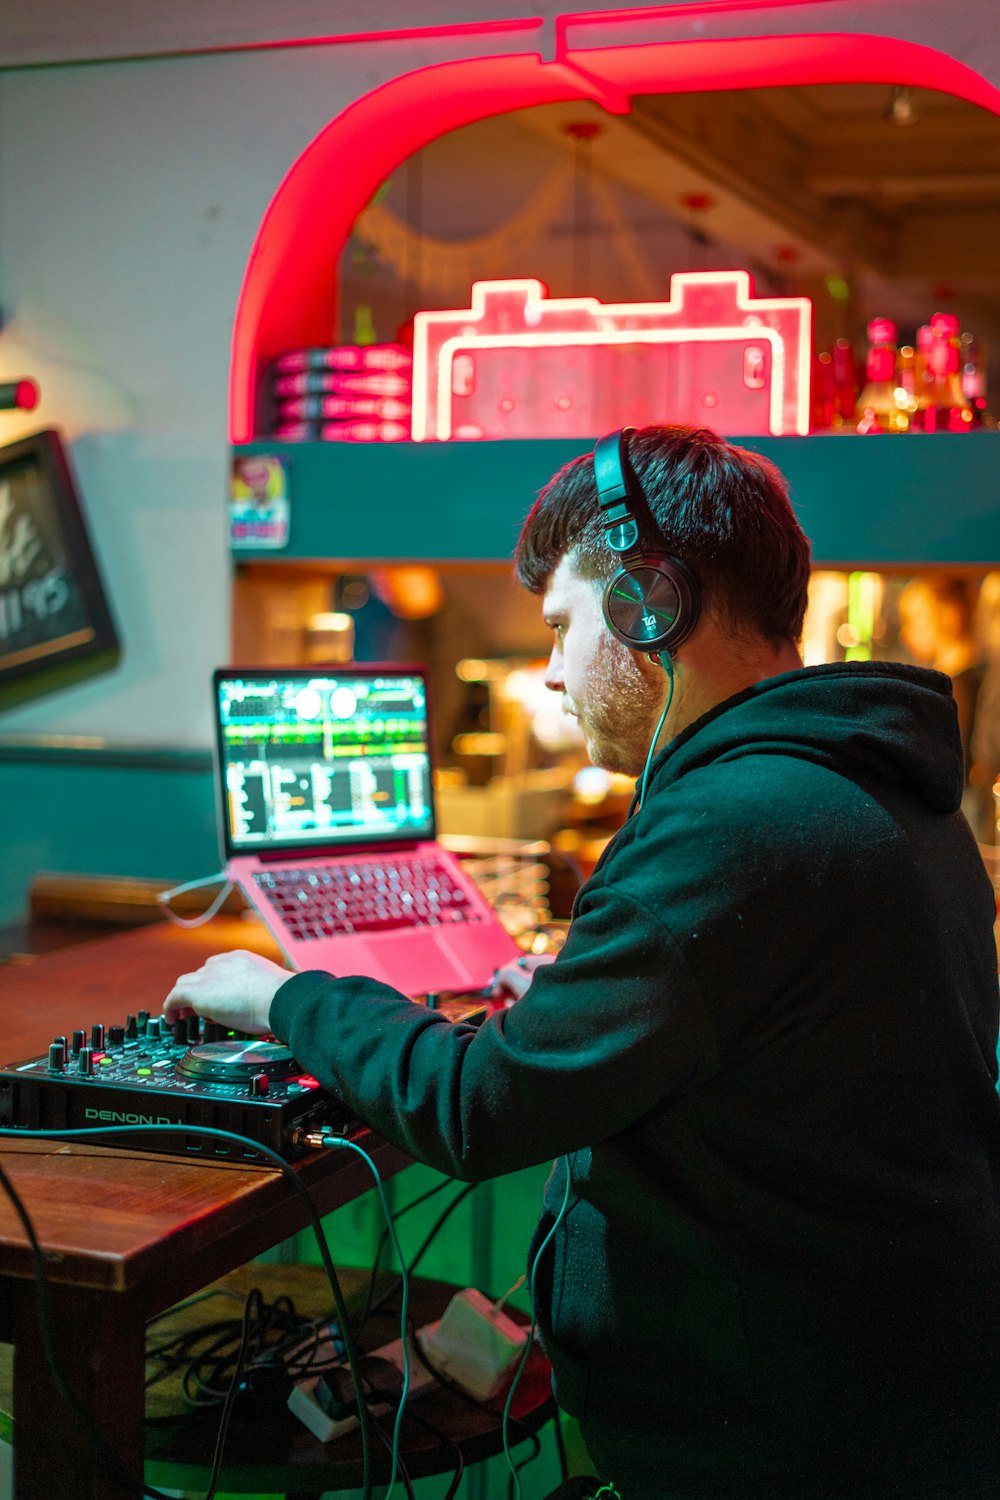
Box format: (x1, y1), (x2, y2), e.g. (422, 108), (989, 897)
(514, 424), (812, 643)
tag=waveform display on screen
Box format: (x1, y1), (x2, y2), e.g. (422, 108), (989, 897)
(217, 672), (434, 849)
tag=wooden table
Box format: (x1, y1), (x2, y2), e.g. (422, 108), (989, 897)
(0, 917), (412, 1500)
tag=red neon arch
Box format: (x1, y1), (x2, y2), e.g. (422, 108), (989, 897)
(229, 29), (1000, 442)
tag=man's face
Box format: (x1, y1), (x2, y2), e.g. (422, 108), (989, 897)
(542, 553), (665, 775)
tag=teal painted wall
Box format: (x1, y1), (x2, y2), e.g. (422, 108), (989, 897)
(231, 433), (1000, 568)
(0, 744), (218, 927)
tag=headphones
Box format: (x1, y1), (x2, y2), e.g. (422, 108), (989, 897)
(593, 428), (701, 658)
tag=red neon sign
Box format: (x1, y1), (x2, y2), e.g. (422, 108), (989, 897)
(411, 271), (812, 441)
(229, 28), (1000, 443)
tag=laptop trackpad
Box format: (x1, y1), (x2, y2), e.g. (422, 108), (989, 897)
(376, 932), (470, 993)
(306, 932), (471, 995)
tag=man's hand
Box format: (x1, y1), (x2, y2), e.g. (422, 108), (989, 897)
(163, 950), (293, 1036)
(488, 951), (556, 1004)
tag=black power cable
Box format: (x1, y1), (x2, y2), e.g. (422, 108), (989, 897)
(359, 1172), (457, 1330)
(205, 1286), (262, 1496)
(399, 1405), (466, 1500)
(367, 1179), (479, 1320)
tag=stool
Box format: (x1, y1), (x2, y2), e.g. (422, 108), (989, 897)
(141, 1262), (554, 1497)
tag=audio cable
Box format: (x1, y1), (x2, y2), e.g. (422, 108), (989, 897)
(358, 1172), (456, 1326)
(365, 1178), (479, 1322)
(502, 1152), (572, 1500)
(309, 1130), (412, 1500)
(155, 872), (234, 928)
(638, 651), (675, 811)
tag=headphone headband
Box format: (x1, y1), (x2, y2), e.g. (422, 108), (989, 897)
(594, 429), (643, 562)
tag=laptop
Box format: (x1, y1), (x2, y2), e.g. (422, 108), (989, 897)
(213, 665), (519, 995)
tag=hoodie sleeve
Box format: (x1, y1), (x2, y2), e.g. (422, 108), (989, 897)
(269, 880), (719, 1180)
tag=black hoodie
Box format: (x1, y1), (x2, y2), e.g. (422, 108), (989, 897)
(271, 662), (1000, 1497)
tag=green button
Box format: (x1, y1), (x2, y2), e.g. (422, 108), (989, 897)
(99, 1056), (114, 1066)
(137, 1067), (152, 1077)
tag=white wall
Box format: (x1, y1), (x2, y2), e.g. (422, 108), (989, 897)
(0, 46), (395, 746)
(0, 18), (561, 747)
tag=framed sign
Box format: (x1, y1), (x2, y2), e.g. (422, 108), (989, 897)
(0, 428), (120, 710)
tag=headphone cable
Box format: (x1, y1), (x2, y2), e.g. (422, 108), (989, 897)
(638, 652), (675, 810)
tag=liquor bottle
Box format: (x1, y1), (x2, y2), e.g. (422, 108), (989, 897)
(811, 351), (835, 432)
(856, 318), (906, 433)
(922, 313), (974, 432)
(909, 325), (938, 431)
(960, 332), (993, 428)
(831, 338), (858, 429)
(893, 344), (918, 426)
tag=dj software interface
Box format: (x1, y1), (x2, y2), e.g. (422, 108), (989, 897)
(218, 674), (434, 848)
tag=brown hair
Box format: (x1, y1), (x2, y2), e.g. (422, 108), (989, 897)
(514, 424), (812, 643)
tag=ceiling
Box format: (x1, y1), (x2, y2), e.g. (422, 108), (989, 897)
(635, 83), (1000, 289)
(514, 82), (1000, 362)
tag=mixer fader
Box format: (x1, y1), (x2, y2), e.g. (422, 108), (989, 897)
(0, 1009), (350, 1161)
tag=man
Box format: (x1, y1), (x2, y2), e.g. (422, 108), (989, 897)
(166, 425), (1000, 1499)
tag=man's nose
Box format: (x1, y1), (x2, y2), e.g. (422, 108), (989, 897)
(543, 646), (564, 694)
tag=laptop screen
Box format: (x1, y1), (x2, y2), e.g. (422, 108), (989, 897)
(214, 667), (436, 856)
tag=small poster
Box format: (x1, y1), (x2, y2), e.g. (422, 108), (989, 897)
(229, 452), (290, 550)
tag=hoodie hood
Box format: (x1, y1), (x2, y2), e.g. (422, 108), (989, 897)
(651, 661), (964, 815)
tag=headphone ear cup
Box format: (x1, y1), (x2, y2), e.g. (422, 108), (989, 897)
(592, 428), (701, 653)
(602, 555), (700, 653)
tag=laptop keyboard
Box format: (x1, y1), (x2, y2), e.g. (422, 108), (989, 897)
(252, 855), (483, 939)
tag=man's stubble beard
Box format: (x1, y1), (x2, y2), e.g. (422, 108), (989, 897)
(578, 634), (666, 776)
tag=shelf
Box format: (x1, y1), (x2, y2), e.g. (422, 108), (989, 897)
(231, 433), (1000, 568)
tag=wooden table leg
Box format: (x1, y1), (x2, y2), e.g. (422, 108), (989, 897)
(12, 1280), (146, 1500)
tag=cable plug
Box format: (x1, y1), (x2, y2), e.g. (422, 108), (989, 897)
(301, 1129), (349, 1150)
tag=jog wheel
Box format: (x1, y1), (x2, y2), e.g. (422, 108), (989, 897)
(176, 1039), (299, 1084)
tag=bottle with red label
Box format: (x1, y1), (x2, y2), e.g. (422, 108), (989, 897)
(856, 318), (907, 433)
(920, 313), (974, 432)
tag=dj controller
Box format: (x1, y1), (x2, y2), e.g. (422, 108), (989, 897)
(0, 1010), (352, 1162)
